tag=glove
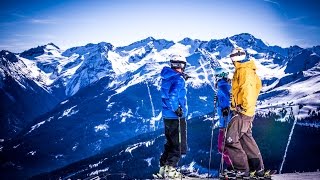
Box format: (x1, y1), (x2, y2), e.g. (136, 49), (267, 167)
(236, 105), (245, 113)
(175, 107), (183, 117)
(182, 73), (192, 80)
(222, 107), (229, 117)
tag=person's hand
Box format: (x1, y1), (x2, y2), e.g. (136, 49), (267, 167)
(175, 107), (183, 117)
(222, 107), (229, 117)
(236, 105), (245, 113)
(182, 73), (192, 80)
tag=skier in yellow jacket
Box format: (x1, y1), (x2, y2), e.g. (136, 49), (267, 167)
(225, 47), (265, 179)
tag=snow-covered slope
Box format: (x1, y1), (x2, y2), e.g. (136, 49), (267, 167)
(0, 50), (59, 138)
(29, 114), (320, 180)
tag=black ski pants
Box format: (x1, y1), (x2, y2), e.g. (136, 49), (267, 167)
(160, 118), (187, 167)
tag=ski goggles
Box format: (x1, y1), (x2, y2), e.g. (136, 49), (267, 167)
(170, 61), (186, 69)
(215, 72), (229, 78)
(230, 51), (246, 58)
(215, 72), (229, 81)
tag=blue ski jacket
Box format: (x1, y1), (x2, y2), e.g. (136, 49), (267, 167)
(216, 78), (231, 128)
(161, 67), (188, 119)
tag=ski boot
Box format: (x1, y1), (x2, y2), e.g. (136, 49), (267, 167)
(164, 165), (183, 179)
(259, 170), (277, 179)
(249, 169), (277, 180)
(219, 169), (236, 179)
(152, 166), (165, 179)
(235, 171), (250, 179)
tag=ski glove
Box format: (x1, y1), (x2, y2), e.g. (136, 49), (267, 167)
(182, 73), (192, 80)
(222, 107), (229, 117)
(236, 105), (245, 113)
(175, 107), (183, 117)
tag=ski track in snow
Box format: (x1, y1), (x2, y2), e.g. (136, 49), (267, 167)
(280, 107), (300, 174)
(146, 83), (155, 117)
(125, 140), (155, 156)
(89, 168), (109, 176)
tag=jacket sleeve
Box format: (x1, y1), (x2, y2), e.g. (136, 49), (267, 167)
(168, 76), (184, 112)
(231, 71), (239, 109)
(238, 70), (256, 112)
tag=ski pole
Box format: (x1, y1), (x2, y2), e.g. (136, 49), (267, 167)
(178, 116), (182, 180)
(208, 95), (217, 179)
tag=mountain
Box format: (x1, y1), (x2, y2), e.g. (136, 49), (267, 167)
(1, 33), (319, 179)
(0, 50), (59, 139)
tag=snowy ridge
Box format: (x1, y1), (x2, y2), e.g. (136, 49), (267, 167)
(2, 34), (319, 104)
(1, 33), (320, 179)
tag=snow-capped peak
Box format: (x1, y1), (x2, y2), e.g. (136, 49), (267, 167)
(0, 50), (19, 63)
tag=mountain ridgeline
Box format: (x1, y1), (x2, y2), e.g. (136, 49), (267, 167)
(0, 33), (319, 179)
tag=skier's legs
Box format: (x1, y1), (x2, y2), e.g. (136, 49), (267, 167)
(225, 114), (249, 172)
(160, 119), (173, 166)
(159, 119), (187, 167)
(166, 118), (187, 167)
(218, 128), (233, 168)
(239, 118), (264, 171)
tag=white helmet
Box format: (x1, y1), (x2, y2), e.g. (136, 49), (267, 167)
(170, 55), (187, 70)
(214, 67), (229, 81)
(230, 47), (246, 62)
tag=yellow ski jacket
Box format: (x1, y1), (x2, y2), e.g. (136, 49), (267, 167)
(231, 59), (262, 117)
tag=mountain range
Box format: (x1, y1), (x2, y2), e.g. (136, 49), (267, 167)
(0, 33), (319, 179)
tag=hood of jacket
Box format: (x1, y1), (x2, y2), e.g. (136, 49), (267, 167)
(161, 66), (181, 79)
(234, 58), (257, 71)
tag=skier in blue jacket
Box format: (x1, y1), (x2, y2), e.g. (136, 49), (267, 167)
(214, 67), (233, 176)
(154, 55), (188, 179)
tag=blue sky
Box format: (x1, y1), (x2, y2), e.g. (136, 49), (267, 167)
(0, 0), (319, 52)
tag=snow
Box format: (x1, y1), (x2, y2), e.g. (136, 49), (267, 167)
(94, 124), (109, 132)
(273, 172), (320, 180)
(13, 144), (20, 149)
(107, 102), (115, 108)
(257, 73), (320, 118)
(55, 154), (64, 159)
(144, 157), (153, 167)
(89, 160), (103, 168)
(60, 100), (69, 104)
(150, 112), (162, 130)
(72, 143), (79, 151)
(280, 116), (297, 174)
(89, 167), (109, 176)
(125, 140), (155, 155)
(27, 151), (37, 156)
(199, 96), (207, 101)
(27, 121), (45, 134)
(246, 48), (258, 54)
(58, 105), (78, 119)
(62, 59), (83, 77)
(120, 109), (133, 123)
(146, 83), (155, 117)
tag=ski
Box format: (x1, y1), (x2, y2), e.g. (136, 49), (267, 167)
(218, 170), (277, 180)
(261, 170), (277, 180)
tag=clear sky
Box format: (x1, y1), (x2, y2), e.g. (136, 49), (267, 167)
(1, 0), (319, 52)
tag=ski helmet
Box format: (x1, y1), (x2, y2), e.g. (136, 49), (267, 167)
(230, 47), (246, 62)
(214, 67), (229, 81)
(170, 55), (187, 70)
